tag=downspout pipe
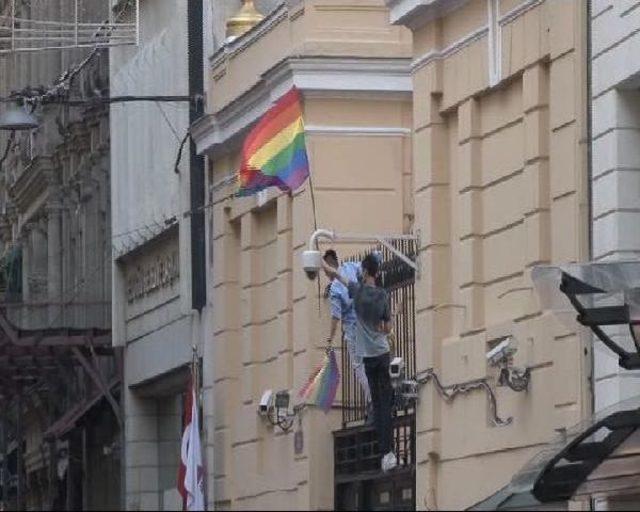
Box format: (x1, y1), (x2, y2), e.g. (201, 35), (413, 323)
(587, 0), (593, 261)
(586, 0), (597, 424)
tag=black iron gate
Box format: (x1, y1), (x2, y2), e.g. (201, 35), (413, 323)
(334, 240), (417, 511)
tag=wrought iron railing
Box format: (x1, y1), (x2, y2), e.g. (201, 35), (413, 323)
(334, 413), (416, 479)
(340, 239), (417, 427)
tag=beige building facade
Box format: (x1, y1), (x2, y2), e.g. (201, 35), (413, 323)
(388, 0), (590, 509)
(194, 1), (413, 509)
(195, 0), (593, 510)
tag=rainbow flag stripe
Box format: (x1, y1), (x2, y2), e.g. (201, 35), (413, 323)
(238, 87), (310, 196)
(298, 348), (340, 413)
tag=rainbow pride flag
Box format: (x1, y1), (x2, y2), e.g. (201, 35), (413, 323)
(298, 348), (340, 413)
(238, 87), (310, 196)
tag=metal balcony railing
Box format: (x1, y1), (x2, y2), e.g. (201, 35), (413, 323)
(1, 300), (111, 331)
(340, 239), (417, 427)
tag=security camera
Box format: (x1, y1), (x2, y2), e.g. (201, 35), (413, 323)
(389, 357), (405, 379)
(275, 390), (290, 410)
(258, 389), (273, 416)
(400, 379), (419, 401)
(486, 337), (517, 367)
(302, 250), (322, 280)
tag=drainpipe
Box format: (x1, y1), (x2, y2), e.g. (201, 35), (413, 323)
(587, 0), (593, 261)
(586, 0), (596, 418)
(188, 0), (206, 311)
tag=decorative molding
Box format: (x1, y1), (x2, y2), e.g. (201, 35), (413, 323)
(193, 57), (412, 154)
(411, 24), (489, 73)
(488, 0), (501, 87)
(386, 0), (471, 29)
(304, 125), (411, 137)
(410, 0), (543, 82)
(388, 0), (541, 29)
(498, 0), (544, 26)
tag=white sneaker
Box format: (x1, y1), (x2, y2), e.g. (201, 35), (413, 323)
(381, 451), (397, 472)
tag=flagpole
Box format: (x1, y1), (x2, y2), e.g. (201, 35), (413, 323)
(192, 344), (207, 510)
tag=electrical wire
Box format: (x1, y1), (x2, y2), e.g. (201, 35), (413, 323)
(0, 1), (132, 107)
(173, 130), (191, 174)
(415, 368), (513, 427)
(155, 101), (182, 142)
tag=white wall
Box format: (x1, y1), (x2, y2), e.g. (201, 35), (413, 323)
(591, 0), (640, 411)
(110, 0), (189, 242)
(110, 0), (195, 350)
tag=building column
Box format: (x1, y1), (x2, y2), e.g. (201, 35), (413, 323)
(276, 195), (294, 390)
(81, 175), (100, 328)
(412, 57), (449, 511)
(456, 97), (484, 333)
(46, 202), (63, 326)
(19, 227), (32, 304)
(124, 386), (160, 511)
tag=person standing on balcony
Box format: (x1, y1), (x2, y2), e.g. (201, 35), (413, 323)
(322, 252), (397, 473)
(322, 250), (373, 423)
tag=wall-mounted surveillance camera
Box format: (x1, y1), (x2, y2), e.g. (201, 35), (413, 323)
(258, 389), (273, 416)
(389, 356), (405, 379)
(486, 337), (517, 367)
(275, 390), (290, 410)
(400, 379), (419, 400)
(302, 250), (322, 281)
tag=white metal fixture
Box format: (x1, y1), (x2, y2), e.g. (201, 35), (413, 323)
(485, 337), (531, 392)
(389, 356), (405, 380)
(258, 389), (273, 416)
(486, 337), (517, 367)
(303, 228), (419, 277)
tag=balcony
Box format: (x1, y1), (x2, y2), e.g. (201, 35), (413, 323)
(334, 240), (417, 511)
(340, 239), (417, 427)
(2, 300), (111, 332)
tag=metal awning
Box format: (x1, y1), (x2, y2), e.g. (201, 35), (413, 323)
(0, 308), (122, 427)
(43, 377), (120, 440)
(532, 260), (640, 369)
(470, 395), (640, 509)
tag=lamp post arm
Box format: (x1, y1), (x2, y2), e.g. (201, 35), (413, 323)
(308, 229), (335, 250)
(306, 228), (420, 276)
(375, 237), (418, 272)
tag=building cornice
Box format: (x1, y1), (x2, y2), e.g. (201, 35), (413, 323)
(385, 0), (471, 29)
(192, 56), (412, 155)
(410, 0), (544, 74)
(411, 24), (488, 73)
(498, 0), (543, 27)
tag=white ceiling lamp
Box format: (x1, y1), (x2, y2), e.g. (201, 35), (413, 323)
(0, 104), (39, 131)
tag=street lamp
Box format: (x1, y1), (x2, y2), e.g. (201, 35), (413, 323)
(0, 104), (38, 132)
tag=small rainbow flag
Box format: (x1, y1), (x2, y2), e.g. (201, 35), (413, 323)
(298, 348), (340, 413)
(238, 87), (310, 196)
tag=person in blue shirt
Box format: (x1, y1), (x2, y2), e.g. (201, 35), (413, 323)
(323, 250), (372, 410)
(322, 251), (397, 473)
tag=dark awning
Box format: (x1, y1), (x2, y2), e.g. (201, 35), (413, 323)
(532, 261), (640, 369)
(470, 395), (640, 510)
